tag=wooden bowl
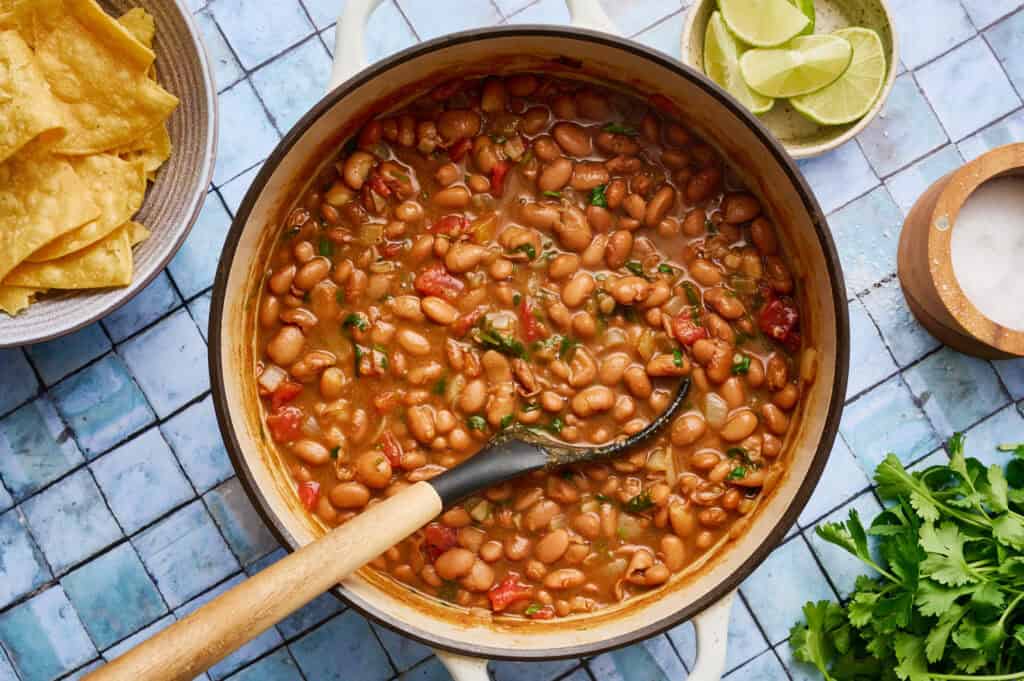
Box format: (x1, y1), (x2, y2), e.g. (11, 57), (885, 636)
(0, 0), (217, 348)
(681, 0), (898, 159)
(897, 143), (1024, 359)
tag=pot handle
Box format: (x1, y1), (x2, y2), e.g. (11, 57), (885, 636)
(687, 589), (735, 680)
(436, 651), (490, 681)
(328, 0), (619, 93)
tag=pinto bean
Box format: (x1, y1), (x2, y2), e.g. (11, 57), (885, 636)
(435, 548), (475, 580)
(521, 106), (549, 135)
(520, 202), (560, 229)
(538, 158), (573, 192)
(548, 253), (580, 280)
(267, 326), (305, 365)
(721, 192), (761, 223)
(433, 186), (471, 209)
(570, 161), (609, 190)
(561, 271), (595, 308)
(553, 206), (592, 252)
(685, 166), (722, 203)
(444, 242), (488, 273)
(535, 529), (570, 564)
(551, 122), (591, 157)
(397, 328), (431, 356)
(643, 185), (676, 227)
(343, 151), (375, 190)
(604, 230), (633, 269)
(330, 481), (371, 509)
(355, 450), (392, 488)
(421, 297), (458, 325)
(544, 569), (585, 590)
(750, 217), (778, 255)
(571, 386), (615, 417)
(407, 405), (437, 443)
(437, 110), (481, 141)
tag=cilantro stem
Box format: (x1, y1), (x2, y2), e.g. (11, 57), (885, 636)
(928, 672), (1024, 680)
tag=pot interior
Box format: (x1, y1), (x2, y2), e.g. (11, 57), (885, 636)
(211, 28), (848, 659)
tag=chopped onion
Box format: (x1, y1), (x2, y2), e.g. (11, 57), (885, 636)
(645, 447), (668, 472)
(663, 295), (686, 317)
(704, 393), (728, 430)
(301, 416), (321, 438)
(637, 329), (656, 361)
(258, 364), (287, 393)
(446, 374), (466, 406)
(468, 498), (491, 522)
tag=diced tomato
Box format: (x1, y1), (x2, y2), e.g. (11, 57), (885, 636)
(431, 79), (462, 101)
(266, 406), (304, 443)
(527, 605), (556, 620)
(428, 214), (470, 237)
(448, 137), (472, 162)
(379, 431), (403, 467)
(758, 298), (800, 347)
(490, 160), (510, 197)
(487, 574), (533, 612)
(518, 297), (545, 342)
(297, 481), (320, 510)
(671, 313), (708, 346)
(415, 264), (465, 300)
(423, 523), (458, 561)
(374, 391), (399, 413)
(270, 381), (303, 411)
(452, 306), (486, 338)
(648, 93), (680, 116)
(368, 173), (392, 197)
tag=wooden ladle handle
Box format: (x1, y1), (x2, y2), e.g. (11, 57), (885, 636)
(85, 482), (443, 681)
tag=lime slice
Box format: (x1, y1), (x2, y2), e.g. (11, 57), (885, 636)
(791, 28), (887, 125)
(704, 12), (774, 115)
(719, 0), (811, 47)
(788, 0), (815, 34)
(739, 34), (853, 98)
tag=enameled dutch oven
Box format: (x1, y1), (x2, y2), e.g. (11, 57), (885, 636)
(207, 2), (850, 678)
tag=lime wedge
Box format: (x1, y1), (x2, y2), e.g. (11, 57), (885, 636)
(704, 12), (774, 115)
(719, 0), (811, 47)
(791, 28), (887, 125)
(739, 34), (853, 98)
(789, 0), (815, 34)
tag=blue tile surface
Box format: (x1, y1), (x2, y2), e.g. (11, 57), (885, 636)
(252, 37), (332, 133)
(887, 0), (975, 69)
(160, 395), (233, 494)
(5, 5), (1024, 681)
(826, 186), (902, 297)
(917, 37), (1021, 140)
(213, 80), (281, 186)
(133, 500), (240, 608)
(857, 74), (947, 177)
(883, 144), (964, 214)
(119, 309), (210, 419)
(805, 493), (885, 599)
(860, 277), (941, 368)
(290, 610), (394, 681)
(0, 587), (97, 681)
(0, 349), (39, 417)
(101, 271), (182, 343)
(0, 396), (83, 501)
(50, 354), (155, 459)
(0, 509), (51, 610)
(204, 477), (278, 565)
(60, 543), (167, 650)
(224, 647), (303, 681)
(208, 0), (314, 69)
(20, 469), (122, 575)
(904, 347), (1010, 434)
(841, 375), (940, 474)
(90, 428), (194, 534)
(740, 537), (836, 645)
(25, 323), (111, 386)
(167, 193), (233, 300)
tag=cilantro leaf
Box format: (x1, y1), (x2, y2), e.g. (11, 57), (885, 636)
(589, 184), (607, 207)
(992, 512), (1024, 550)
(893, 633), (930, 681)
(789, 601), (841, 680)
(919, 522), (976, 586)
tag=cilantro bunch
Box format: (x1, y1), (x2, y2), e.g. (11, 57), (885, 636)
(790, 435), (1024, 680)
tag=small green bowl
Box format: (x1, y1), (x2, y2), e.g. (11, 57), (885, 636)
(682, 0), (899, 159)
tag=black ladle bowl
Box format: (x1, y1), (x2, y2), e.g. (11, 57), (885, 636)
(89, 380), (690, 681)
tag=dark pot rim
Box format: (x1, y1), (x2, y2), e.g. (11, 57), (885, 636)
(209, 23), (850, 661)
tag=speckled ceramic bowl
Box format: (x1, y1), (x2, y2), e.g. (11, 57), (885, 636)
(0, 0), (217, 348)
(682, 0), (898, 159)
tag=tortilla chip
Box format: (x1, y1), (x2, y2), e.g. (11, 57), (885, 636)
(0, 30), (65, 162)
(126, 220), (149, 246)
(0, 140), (100, 281)
(17, 0), (178, 154)
(117, 8), (154, 49)
(28, 153), (146, 261)
(4, 223), (133, 288)
(114, 122), (171, 179)
(0, 285), (43, 315)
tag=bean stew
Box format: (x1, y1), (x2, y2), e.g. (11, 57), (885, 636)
(255, 73), (814, 621)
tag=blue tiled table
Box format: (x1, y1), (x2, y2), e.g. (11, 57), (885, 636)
(3, 1), (1024, 679)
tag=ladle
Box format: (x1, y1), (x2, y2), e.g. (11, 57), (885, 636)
(86, 379), (691, 681)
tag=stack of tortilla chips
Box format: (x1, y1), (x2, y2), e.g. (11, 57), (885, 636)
(0, 0), (178, 316)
